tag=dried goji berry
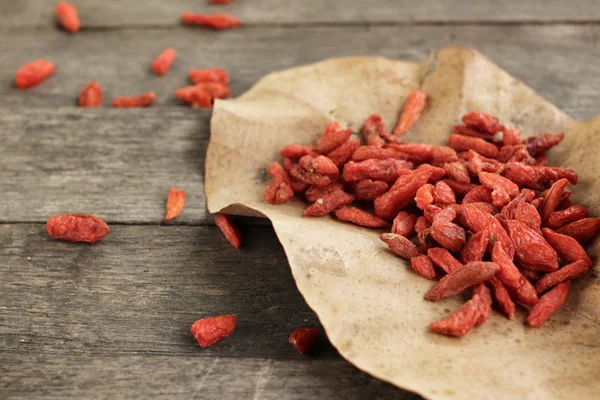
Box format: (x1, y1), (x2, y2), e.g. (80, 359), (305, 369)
(415, 216), (432, 250)
(539, 167), (578, 186)
(151, 48), (176, 76)
(79, 81), (103, 108)
(289, 164), (331, 187)
(430, 221), (466, 252)
(472, 283), (492, 326)
(165, 188), (186, 221)
(380, 233), (423, 259)
(433, 181), (456, 205)
(415, 184), (434, 210)
(540, 178), (569, 222)
(289, 328), (319, 354)
(342, 159), (412, 183)
(502, 129), (521, 146)
(191, 315), (237, 348)
(289, 177), (309, 194)
(411, 163), (446, 183)
(334, 206), (389, 228)
(491, 188), (511, 209)
(410, 255), (436, 280)
(556, 218), (600, 244)
(498, 188), (536, 221)
(315, 129), (352, 153)
(462, 112), (504, 135)
(362, 114), (387, 147)
(527, 282), (569, 328)
(55, 2), (80, 33)
(351, 146), (408, 162)
(47, 214), (110, 243)
(427, 247), (462, 274)
(541, 228), (592, 267)
(299, 155), (339, 179)
(524, 133), (565, 157)
(175, 83), (231, 107)
(429, 295), (482, 337)
(442, 179), (477, 196)
(462, 185), (493, 204)
(15, 59), (55, 90)
(215, 213), (242, 249)
(487, 276), (515, 319)
(536, 154), (548, 166)
(181, 12), (241, 29)
(498, 144), (536, 165)
(393, 90), (427, 136)
(547, 206), (589, 229)
(461, 204), (513, 256)
(327, 140), (360, 167)
(507, 275), (539, 307)
(305, 183), (344, 203)
(505, 219), (558, 272)
(424, 204), (444, 223)
(392, 212), (417, 237)
(453, 125), (495, 140)
(387, 143), (433, 163)
(479, 171), (519, 198)
(460, 231), (488, 263)
(304, 190), (354, 217)
(491, 242), (523, 288)
(280, 145), (315, 159)
(466, 150), (503, 175)
(513, 202), (541, 232)
(501, 162), (544, 190)
(323, 121), (342, 135)
(520, 268), (543, 282)
(112, 92), (156, 108)
(535, 259), (590, 295)
(265, 182), (294, 204)
(431, 146), (458, 164)
(443, 162), (470, 184)
(374, 169), (432, 220)
(433, 207), (456, 224)
(351, 179), (389, 201)
(425, 261), (499, 301)
(448, 134), (499, 158)
(189, 68), (230, 85)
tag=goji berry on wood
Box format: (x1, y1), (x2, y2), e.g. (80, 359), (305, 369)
(165, 188), (186, 221)
(527, 282), (569, 328)
(181, 12), (241, 29)
(189, 68), (230, 84)
(112, 92), (156, 108)
(393, 90), (427, 136)
(289, 328), (319, 355)
(425, 261), (499, 301)
(215, 213), (242, 249)
(151, 48), (176, 76)
(15, 59), (55, 90)
(55, 2), (80, 33)
(191, 315), (237, 348)
(79, 81), (103, 108)
(47, 214), (110, 243)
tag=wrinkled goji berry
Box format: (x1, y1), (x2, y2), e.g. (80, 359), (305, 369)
(323, 121), (342, 136)
(556, 217), (600, 244)
(462, 185), (493, 204)
(539, 166), (578, 186)
(15, 59), (55, 90)
(507, 275), (539, 307)
(191, 315), (237, 348)
(387, 143), (433, 163)
(429, 295), (482, 337)
(175, 83), (231, 107)
(393, 90), (427, 136)
(491, 242), (522, 288)
(501, 162), (544, 190)
(431, 146), (458, 164)
(462, 112), (504, 135)
(265, 163), (294, 205)
(547, 206), (589, 229)
(189, 68), (230, 85)
(479, 171), (519, 198)
(442, 179), (477, 196)
(498, 144), (536, 165)
(79, 81), (103, 108)
(540, 178), (569, 222)
(541, 228), (592, 267)
(498, 188), (536, 221)
(535, 259), (590, 295)
(461, 204), (513, 255)
(351, 179), (389, 201)
(315, 129), (352, 153)
(362, 114), (387, 147)
(181, 12), (241, 29)
(466, 150), (503, 176)
(327, 140), (360, 167)
(289, 328), (319, 354)
(215, 213), (242, 249)
(334, 206), (389, 228)
(343, 159), (412, 183)
(289, 177), (309, 194)
(392, 212), (417, 237)
(151, 48), (176, 76)
(505, 219), (558, 272)
(433, 207), (456, 224)
(425, 261), (499, 301)
(433, 181), (456, 205)
(472, 283), (492, 326)
(427, 247), (462, 274)
(289, 164), (331, 187)
(410, 255), (436, 280)
(112, 92), (156, 108)
(352, 146), (408, 162)
(380, 233), (423, 259)
(305, 183), (344, 203)
(165, 188), (186, 221)
(304, 190), (354, 217)
(299, 155), (339, 179)
(374, 169), (432, 220)
(430, 221), (466, 252)
(443, 162), (470, 184)
(460, 231), (488, 263)
(502, 129), (521, 146)
(527, 282), (569, 327)
(453, 125), (496, 140)
(524, 133), (565, 157)
(47, 214), (110, 243)
(424, 204), (444, 223)
(536, 154), (548, 166)
(491, 187), (511, 209)
(487, 276), (515, 319)
(448, 134), (499, 158)
(55, 2), (80, 33)
(513, 202), (541, 232)
(415, 216), (432, 250)
(280, 145), (315, 159)
(415, 184), (434, 210)
(520, 268), (543, 283)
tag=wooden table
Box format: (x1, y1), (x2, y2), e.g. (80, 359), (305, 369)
(1, 1), (598, 398)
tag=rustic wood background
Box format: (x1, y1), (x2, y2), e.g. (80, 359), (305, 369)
(1, 1), (598, 399)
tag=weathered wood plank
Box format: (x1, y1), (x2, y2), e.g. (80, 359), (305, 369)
(0, 355), (419, 400)
(2, 0), (599, 27)
(1, 25), (599, 119)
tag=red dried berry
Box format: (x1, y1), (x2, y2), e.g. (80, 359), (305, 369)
(165, 188), (186, 221)
(210, 0), (234, 4)
(491, 188), (511, 209)
(556, 218), (600, 244)
(189, 68), (230, 85)
(524, 133), (565, 157)
(215, 213), (242, 249)
(304, 190), (354, 217)
(547, 206), (590, 229)
(393, 90), (427, 136)
(79, 81), (103, 108)
(265, 182), (294, 204)
(289, 164), (331, 187)
(343, 159), (412, 183)
(472, 283), (492, 326)
(362, 114), (387, 147)
(391, 212), (418, 237)
(323, 121), (342, 135)
(280, 145), (315, 159)
(55, 2), (80, 33)
(429, 221), (466, 252)
(462, 185), (493, 204)
(190, 315), (237, 348)
(453, 125), (495, 140)
(541, 228), (592, 267)
(513, 202), (542, 232)
(535, 260), (590, 295)
(289, 328), (319, 355)
(427, 247), (463, 274)
(539, 167), (578, 186)
(151, 48), (176, 76)
(487, 276), (515, 319)
(460, 231), (488, 264)
(505, 219), (558, 272)
(431, 146), (458, 164)
(181, 12), (241, 29)
(47, 214), (110, 243)
(429, 295), (482, 338)
(442, 179), (477, 196)
(443, 162), (470, 184)
(334, 206), (390, 228)
(507, 276), (539, 307)
(540, 178), (569, 222)
(380, 233), (423, 259)
(112, 92), (157, 108)
(527, 282), (569, 328)
(387, 143), (433, 163)
(462, 112), (504, 135)
(315, 129), (352, 153)
(424, 261), (499, 301)
(374, 169), (432, 220)
(305, 183), (344, 203)
(448, 134), (499, 158)
(327, 140), (360, 167)
(491, 242), (523, 288)
(501, 162), (544, 190)
(410, 255), (436, 280)
(415, 216), (432, 250)
(352, 146), (408, 162)
(502, 129), (521, 146)
(478, 171), (519, 198)
(433, 181), (456, 204)
(415, 184), (434, 210)
(351, 179), (389, 201)
(15, 59), (56, 90)
(299, 155), (339, 179)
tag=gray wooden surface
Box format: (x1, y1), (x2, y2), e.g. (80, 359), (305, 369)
(0, 1), (598, 399)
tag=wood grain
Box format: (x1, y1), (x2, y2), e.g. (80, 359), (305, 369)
(2, 0), (599, 27)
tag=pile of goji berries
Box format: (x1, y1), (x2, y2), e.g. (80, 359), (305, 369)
(265, 91), (599, 337)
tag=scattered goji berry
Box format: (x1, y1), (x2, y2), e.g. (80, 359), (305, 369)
(112, 92), (156, 108)
(410, 255), (436, 280)
(487, 276), (515, 319)
(536, 154), (548, 166)
(374, 169), (432, 220)
(265, 162), (294, 205)
(387, 143), (433, 163)
(289, 328), (319, 354)
(46, 214), (110, 243)
(299, 155), (339, 179)
(334, 206), (389, 228)
(280, 145), (315, 159)
(424, 204), (444, 223)
(453, 125), (495, 140)
(466, 150), (503, 176)
(448, 134), (499, 158)
(362, 114), (387, 147)
(502, 129), (521, 146)
(189, 68), (230, 85)
(491, 188), (511, 209)
(327, 140), (360, 167)
(351, 145), (408, 162)
(505, 219), (557, 272)
(427, 247), (462, 274)
(380, 233), (423, 259)
(55, 2), (80, 33)
(415, 216), (432, 250)
(215, 213), (242, 249)
(165, 188), (186, 221)
(539, 166), (578, 185)
(508, 275), (539, 307)
(431, 146), (458, 164)
(392, 212), (417, 237)
(342, 159), (412, 183)
(191, 315), (237, 348)
(462, 185), (493, 204)
(305, 183), (344, 203)
(151, 48), (176, 76)
(315, 129), (352, 153)
(460, 231), (488, 263)
(547, 206), (589, 229)
(433, 181), (456, 204)
(524, 133), (565, 157)
(304, 190), (354, 217)
(462, 112), (504, 135)
(541, 228), (592, 267)
(520, 268), (543, 282)
(323, 121), (342, 135)
(351, 179), (389, 201)
(425, 261), (499, 301)
(527, 282), (569, 327)
(491, 242), (522, 288)
(393, 90), (427, 136)
(472, 283), (492, 325)
(15, 59), (55, 90)
(535, 259), (590, 295)
(430, 221), (466, 252)
(540, 178), (569, 222)
(181, 12), (241, 29)
(501, 162), (544, 190)
(442, 179), (477, 196)
(478, 171), (519, 198)
(513, 202), (541, 232)
(79, 81), (103, 108)
(175, 83), (231, 107)
(443, 162), (470, 184)
(429, 295), (482, 337)
(556, 217), (600, 244)
(433, 207), (456, 224)
(289, 164), (331, 187)
(415, 184), (434, 210)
